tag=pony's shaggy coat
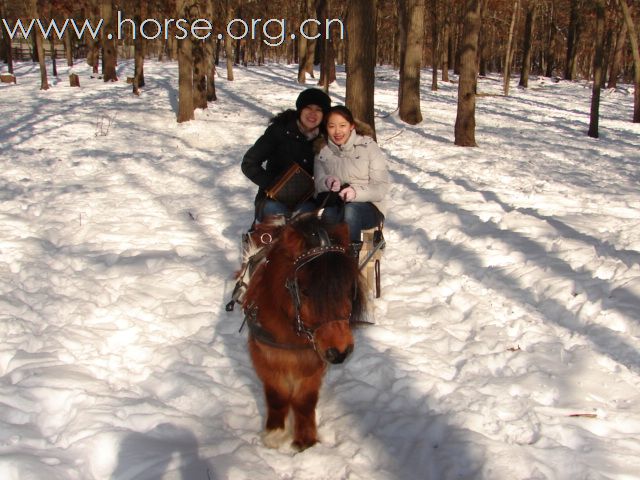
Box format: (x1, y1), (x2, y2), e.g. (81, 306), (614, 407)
(243, 214), (366, 450)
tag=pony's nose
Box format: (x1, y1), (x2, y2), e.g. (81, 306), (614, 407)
(325, 344), (354, 364)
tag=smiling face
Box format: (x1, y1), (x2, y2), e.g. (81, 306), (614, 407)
(298, 105), (324, 132)
(326, 112), (355, 146)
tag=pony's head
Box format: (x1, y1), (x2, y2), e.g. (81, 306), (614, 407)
(250, 213), (366, 364)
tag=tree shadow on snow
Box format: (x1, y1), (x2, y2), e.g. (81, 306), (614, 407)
(386, 152), (640, 374)
(112, 423), (215, 480)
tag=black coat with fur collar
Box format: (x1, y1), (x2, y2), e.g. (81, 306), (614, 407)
(241, 110), (318, 207)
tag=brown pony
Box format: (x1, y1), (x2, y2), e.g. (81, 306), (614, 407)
(242, 213), (366, 451)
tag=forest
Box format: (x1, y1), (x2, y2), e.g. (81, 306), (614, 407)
(1, 0), (639, 142)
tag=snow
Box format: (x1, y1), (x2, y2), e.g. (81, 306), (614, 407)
(1, 59), (640, 480)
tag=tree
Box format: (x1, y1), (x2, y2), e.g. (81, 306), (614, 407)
(588, 0), (606, 138)
(454, 0), (482, 147)
(565, 0), (582, 81)
(133, 0), (147, 95)
(86, 0), (100, 74)
(101, 0), (118, 81)
(431, 0), (439, 91)
(441, 6), (451, 81)
(518, 0), (536, 88)
(317, 0), (337, 90)
(503, 0), (520, 95)
(29, 0), (49, 90)
(224, 0), (235, 81)
(192, 1), (207, 109)
(346, 0), (378, 138)
(608, 15), (627, 88)
(204, 0), (217, 101)
(297, 0), (316, 83)
(0, 0), (14, 75)
(542, 0), (557, 78)
(398, 0), (425, 124)
(618, 0), (640, 122)
(177, 0), (195, 122)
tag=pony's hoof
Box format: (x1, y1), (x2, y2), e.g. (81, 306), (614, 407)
(292, 438), (318, 451)
(262, 428), (289, 449)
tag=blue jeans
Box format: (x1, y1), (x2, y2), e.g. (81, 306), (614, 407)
(258, 199), (317, 222)
(322, 202), (383, 242)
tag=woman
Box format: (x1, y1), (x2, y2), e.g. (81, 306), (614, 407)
(314, 105), (390, 245)
(242, 88), (331, 222)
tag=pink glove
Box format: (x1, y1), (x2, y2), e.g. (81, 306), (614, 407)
(339, 186), (356, 202)
(324, 176), (341, 192)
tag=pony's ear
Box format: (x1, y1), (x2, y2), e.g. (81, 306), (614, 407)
(329, 222), (351, 248)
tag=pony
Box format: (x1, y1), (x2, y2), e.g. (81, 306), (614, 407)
(242, 213), (366, 451)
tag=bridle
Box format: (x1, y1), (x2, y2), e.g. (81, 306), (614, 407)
(285, 243), (349, 346)
(243, 222), (356, 354)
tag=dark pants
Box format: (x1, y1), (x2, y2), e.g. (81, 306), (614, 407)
(322, 202), (383, 242)
(257, 199), (317, 222)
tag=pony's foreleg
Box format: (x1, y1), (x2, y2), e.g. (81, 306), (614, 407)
(291, 373), (323, 451)
(261, 384), (291, 448)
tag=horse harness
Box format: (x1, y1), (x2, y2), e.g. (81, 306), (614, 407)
(241, 226), (353, 353)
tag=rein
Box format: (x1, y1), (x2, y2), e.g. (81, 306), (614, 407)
(286, 244), (348, 344)
(243, 304), (314, 351)
(244, 231), (351, 353)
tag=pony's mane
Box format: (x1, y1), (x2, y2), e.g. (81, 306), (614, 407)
(278, 214), (367, 324)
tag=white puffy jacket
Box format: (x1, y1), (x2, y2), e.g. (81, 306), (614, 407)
(314, 132), (390, 216)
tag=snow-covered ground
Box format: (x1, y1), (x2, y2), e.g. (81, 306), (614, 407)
(1, 59), (639, 480)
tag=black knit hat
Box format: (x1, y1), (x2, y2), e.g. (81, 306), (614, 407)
(296, 88), (331, 114)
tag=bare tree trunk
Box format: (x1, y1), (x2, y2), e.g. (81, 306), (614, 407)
(101, 0), (118, 81)
(601, 27), (613, 88)
(346, 0), (377, 139)
(608, 18), (627, 88)
(1, 0), (14, 75)
(618, 0), (640, 122)
(441, 8), (450, 81)
(177, 0), (195, 122)
(393, 3), (401, 69)
(454, 0), (481, 147)
(50, 36), (58, 77)
(297, 34), (309, 83)
(86, 0), (101, 75)
(318, 0), (336, 89)
(431, 0), (439, 91)
(398, 0), (407, 101)
(565, 0), (582, 80)
(64, 29), (73, 67)
(519, 1), (536, 88)
(6, 33), (13, 74)
(303, 0), (318, 79)
(224, 0), (234, 80)
(398, 0), (425, 124)
(133, 0), (146, 95)
(503, 0), (520, 95)
(192, 0), (207, 110)
(29, 0), (49, 90)
(205, 0), (217, 101)
(544, 0), (556, 78)
(588, 0), (606, 138)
